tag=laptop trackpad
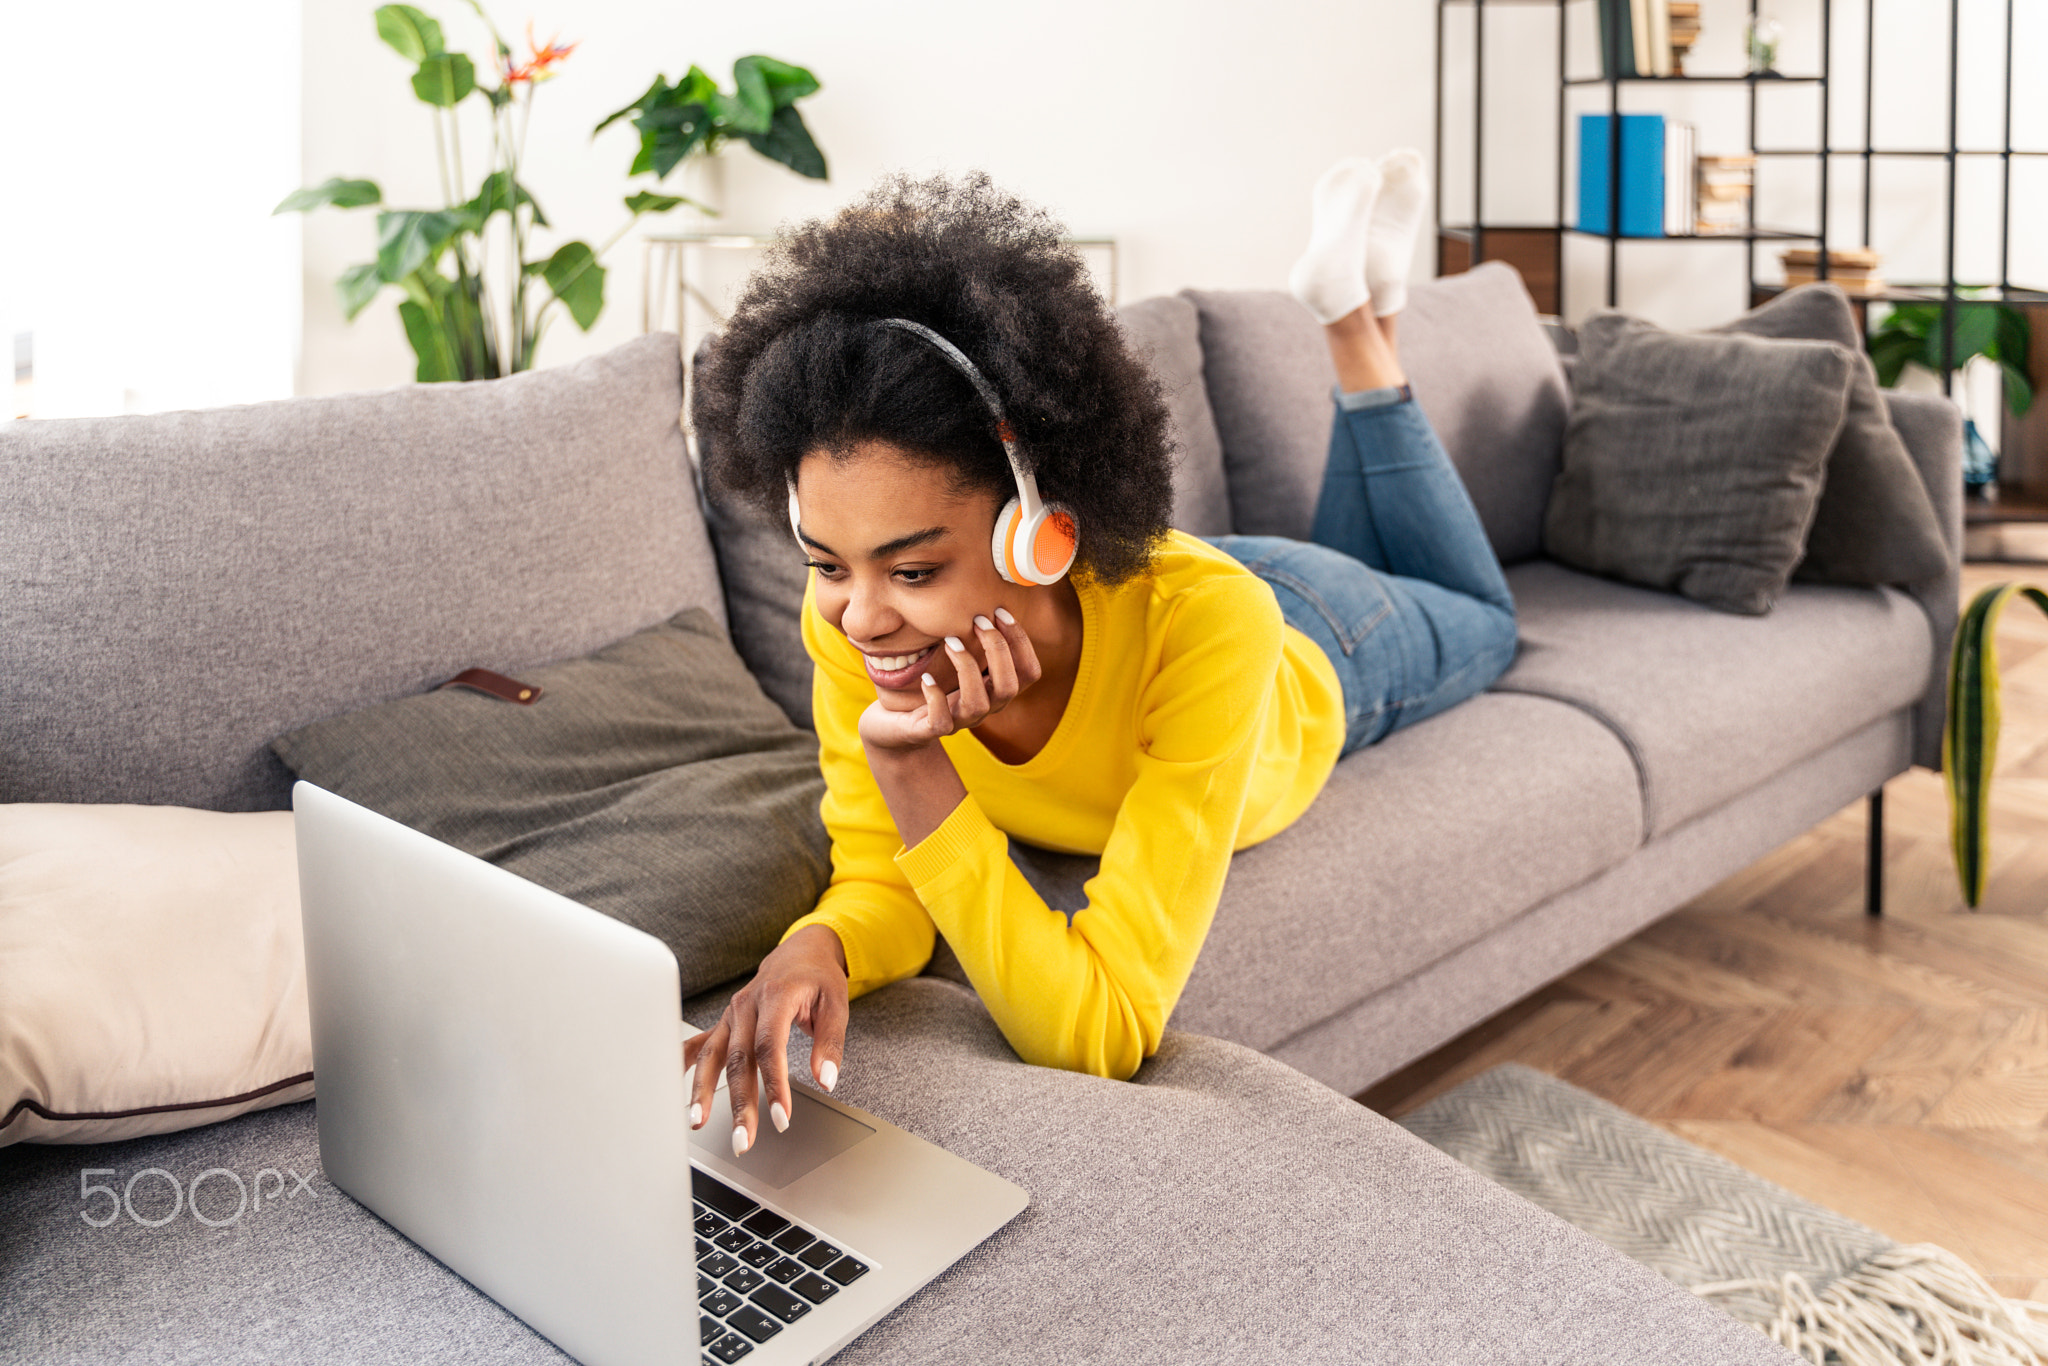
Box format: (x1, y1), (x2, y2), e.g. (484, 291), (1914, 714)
(691, 1089), (874, 1190)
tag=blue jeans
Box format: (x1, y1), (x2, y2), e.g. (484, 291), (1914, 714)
(1203, 388), (1518, 755)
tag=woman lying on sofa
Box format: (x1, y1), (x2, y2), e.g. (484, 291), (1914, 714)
(686, 160), (1517, 1155)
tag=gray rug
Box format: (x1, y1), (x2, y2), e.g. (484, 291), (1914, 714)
(1396, 1064), (2048, 1365)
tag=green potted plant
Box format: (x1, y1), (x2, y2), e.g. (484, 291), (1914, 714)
(276, 3), (826, 382)
(1867, 295), (2032, 492)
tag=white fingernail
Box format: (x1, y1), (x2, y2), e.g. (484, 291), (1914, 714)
(771, 1102), (789, 1133)
(995, 607), (1015, 624)
(945, 636), (965, 652)
(820, 1061), (838, 1092)
(732, 1125), (751, 1156)
(690, 1103), (702, 1128)
(921, 672), (935, 686)
(974, 615), (994, 631)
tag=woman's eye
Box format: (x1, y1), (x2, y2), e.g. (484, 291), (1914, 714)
(895, 567), (935, 585)
(803, 559), (842, 578)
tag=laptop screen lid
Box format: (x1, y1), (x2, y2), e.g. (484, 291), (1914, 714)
(294, 780), (698, 1365)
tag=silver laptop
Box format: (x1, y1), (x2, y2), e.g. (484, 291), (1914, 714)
(293, 781), (1027, 1366)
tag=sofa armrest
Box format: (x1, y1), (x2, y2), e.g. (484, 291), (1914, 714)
(1885, 390), (1964, 771)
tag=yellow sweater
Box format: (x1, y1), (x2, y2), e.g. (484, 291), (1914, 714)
(781, 530), (1346, 1079)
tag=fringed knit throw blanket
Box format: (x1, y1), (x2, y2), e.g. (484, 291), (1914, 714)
(1397, 1064), (2048, 1365)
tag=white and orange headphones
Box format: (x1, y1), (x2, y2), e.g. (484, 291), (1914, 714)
(785, 317), (1078, 587)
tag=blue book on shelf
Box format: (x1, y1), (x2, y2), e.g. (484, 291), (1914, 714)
(1578, 113), (1666, 237)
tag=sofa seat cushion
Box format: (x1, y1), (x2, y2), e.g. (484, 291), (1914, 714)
(0, 980), (1795, 1365)
(994, 691), (1644, 1055)
(1494, 559), (1934, 838)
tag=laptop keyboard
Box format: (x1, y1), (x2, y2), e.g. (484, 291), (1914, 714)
(693, 1168), (870, 1363)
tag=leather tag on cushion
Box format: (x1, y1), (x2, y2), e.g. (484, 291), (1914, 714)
(269, 608), (830, 998)
(1545, 313), (1855, 615)
(0, 806), (312, 1147)
(1709, 283), (1949, 587)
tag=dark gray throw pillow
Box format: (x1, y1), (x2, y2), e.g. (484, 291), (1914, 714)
(1544, 312), (1856, 615)
(269, 608), (829, 997)
(1710, 283), (1949, 587)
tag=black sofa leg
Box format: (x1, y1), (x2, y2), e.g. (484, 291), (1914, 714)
(1866, 787), (1885, 918)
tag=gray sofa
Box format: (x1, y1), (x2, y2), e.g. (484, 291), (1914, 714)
(0, 260), (1953, 1363)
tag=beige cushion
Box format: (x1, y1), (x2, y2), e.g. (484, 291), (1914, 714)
(0, 806), (310, 1146)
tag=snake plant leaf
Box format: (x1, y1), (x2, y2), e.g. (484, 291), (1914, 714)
(337, 263), (384, 320)
(274, 178), (383, 214)
(1944, 582), (2048, 906)
(375, 4), (445, 62)
(539, 241), (605, 331)
(412, 51), (476, 107)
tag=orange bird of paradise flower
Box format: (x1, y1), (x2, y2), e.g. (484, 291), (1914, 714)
(502, 21), (576, 85)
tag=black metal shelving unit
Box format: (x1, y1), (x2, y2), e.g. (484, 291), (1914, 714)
(1436, 0), (2045, 519)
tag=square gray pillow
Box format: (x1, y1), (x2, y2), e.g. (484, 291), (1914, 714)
(1544, 313), (1856, 615)
(269, 608), (829, 997)
(1710, 284), (1949, 587)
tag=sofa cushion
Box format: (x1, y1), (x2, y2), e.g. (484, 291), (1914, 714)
(0, 332), (721, 812)
(693, 296), (1240, 732)
(0, 981), (1799, 1365)
(1493, 559), (1934, 838)
(1185, 261), (1569, 564)
(268, 609), (830, 999)
(984, 691), (1645, 1055)
(1543, 313), (1855, 615)
(0, 805), (311, 1147)
(1114, 295), (1233, 535)
(1711, 284), (1950, 589)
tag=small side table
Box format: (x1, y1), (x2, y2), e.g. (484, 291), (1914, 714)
(642, 232), (1120, 370)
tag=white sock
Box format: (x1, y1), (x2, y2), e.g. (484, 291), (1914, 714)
(1366, 148), (1430, 318)
(1288, 158), (1382, 325)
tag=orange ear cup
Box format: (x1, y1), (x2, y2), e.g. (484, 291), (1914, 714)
(1033, 508), (1078, 579)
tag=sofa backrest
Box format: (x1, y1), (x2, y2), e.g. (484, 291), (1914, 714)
(1185, 260), (1570, 565)
(0, 333), (721, 812)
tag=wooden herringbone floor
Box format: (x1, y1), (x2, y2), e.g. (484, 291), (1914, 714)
(1358, 561), (2048, 1302)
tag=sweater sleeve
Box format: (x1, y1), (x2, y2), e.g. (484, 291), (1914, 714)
(777, 580), (938, 997)
(895, 575), (1282, 1079)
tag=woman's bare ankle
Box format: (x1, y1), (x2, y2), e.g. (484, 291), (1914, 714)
(1324, 309), (1406, 393)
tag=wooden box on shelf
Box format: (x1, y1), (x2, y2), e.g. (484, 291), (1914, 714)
(1437, 227), (1560, 315)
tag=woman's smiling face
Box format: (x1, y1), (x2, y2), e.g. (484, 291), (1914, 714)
(794, 441), (1025, 713)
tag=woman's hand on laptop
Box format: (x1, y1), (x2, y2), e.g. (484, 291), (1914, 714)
(685, 924), (850, 1156)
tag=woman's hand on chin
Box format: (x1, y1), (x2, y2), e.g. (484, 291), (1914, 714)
(684, 924), (849, 1157)
(857, 608), (1040, 753)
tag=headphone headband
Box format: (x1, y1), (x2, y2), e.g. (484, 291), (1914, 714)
(872, 318), (1042, 521)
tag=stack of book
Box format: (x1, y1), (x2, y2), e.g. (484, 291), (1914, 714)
(1669, 2), (1702, 73)
(1595, 0), (1678, 77)
(1695, 154), (1756, 234)
(1578, 113), (1698, 237)
(1780, 247), (1888, 295)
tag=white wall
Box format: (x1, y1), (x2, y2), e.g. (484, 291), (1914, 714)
(297, 0), (2044, 395)
(5, 2), (299, 419)
(298, 0), (1438, 395)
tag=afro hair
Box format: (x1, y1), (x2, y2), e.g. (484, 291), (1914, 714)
(690, 172), (1176, 587)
